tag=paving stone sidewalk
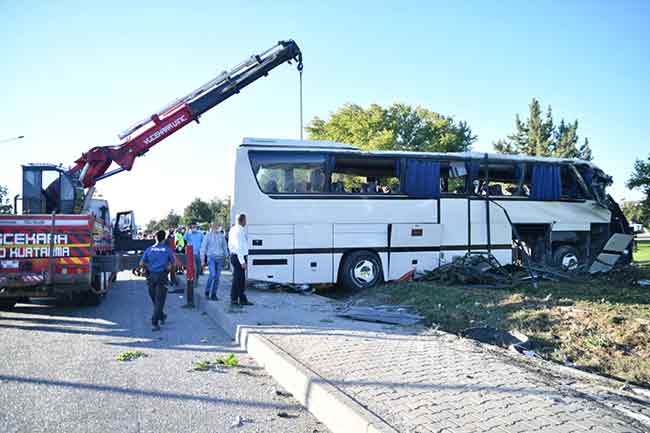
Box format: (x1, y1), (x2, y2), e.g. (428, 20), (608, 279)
(258, 327), (646, 433)
(200, 274), (649, 433)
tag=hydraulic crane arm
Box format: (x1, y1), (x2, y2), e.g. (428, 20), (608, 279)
(69, 40), (303, 188)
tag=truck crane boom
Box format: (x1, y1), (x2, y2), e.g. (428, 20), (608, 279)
(70, 39), (302, 188)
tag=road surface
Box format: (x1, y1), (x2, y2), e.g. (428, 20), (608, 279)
(0, 274), (327, 433)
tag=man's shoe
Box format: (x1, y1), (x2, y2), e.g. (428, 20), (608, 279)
(230, 300), (241, 307)
(240, 300), (254, 306)
(161, 313), (167, 324)
(205, 292), (210, 298)
(152, 323), (161, 331)
(210, 294), (219, 301)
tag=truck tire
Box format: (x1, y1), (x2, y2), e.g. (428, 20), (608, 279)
(553, 245), (581, 271)
(339, 250), (383, 291)
(0, 300), (17, 310)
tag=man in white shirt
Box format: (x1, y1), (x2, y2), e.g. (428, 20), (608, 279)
(228, 213), (253, 306)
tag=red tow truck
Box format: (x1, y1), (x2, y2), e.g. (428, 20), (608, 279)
(0, 40), (303, 308)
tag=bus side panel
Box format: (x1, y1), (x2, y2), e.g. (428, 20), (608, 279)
(247, 225), (294, 284)
(294, 224), (333, 284)
(440, 199), (470, 262)
(469, 201), (513, 264)
(388, 223), (440, 280)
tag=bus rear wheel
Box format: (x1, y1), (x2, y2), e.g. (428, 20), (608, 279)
(340, 251), (383, 291)
(553, 245), (581, 271)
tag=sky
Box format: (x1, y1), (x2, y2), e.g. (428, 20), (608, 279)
(1, 1), (649, 223)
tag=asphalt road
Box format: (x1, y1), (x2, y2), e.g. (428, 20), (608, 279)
(0, 274), (327, 433)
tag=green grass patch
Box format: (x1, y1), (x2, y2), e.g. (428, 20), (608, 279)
(634, 243), (650, 262)
(116, 351), (148, 362)
(215, 353), (239, 367)
(368, 267), (650, 385)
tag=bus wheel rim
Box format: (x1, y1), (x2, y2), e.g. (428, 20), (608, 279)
(353, 260), (375, 285)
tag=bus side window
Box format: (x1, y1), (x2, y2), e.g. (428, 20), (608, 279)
(441, 162), (467, 194)
(560, 165), (589, 200)
(249, 151), (327, 194)
(330, 155), (400, 194)
(481, 163), (527, 197)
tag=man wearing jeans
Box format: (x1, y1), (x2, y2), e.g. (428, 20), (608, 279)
(228, 213), (253, 306)
(140, 230), (175, 331)
(200, 223), (229, 300)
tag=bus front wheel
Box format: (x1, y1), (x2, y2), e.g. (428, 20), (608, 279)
(552, 245), (581, 271)
(340, 251), (383, 291)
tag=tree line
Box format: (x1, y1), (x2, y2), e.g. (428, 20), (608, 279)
(144, 197), (231, 234)
(2, 98), (648, 227)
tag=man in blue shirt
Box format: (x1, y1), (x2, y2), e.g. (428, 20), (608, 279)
(140, 230), (175, 331)
(184, 222), (205, 277)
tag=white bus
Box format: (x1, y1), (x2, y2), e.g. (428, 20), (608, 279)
(232, 137), (632, 290)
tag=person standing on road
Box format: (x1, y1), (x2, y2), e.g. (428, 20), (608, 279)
(140, 230), (175, 331)
(200, 223), (229, 300)
(184, 222), (204, 277)
(228, 214), (253, 306)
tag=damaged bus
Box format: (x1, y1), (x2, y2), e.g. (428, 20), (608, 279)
(232, 137), (632, 290)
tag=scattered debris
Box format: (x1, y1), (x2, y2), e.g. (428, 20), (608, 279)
(639, 279), (650, 287)
(116, 350), (148, 361)
(274, 388), (293, 398)
(589, 234), (634, 274)
(216, 353), (240, 367)
(192, 360), (213, 371)
(319, 318), (334, 323)
(337, 306), (424, 326)
(422, 253), (516, 287)
(230, 415), (244, 428)
(462, 327), (529, 350)
(277, 411), (299, 419)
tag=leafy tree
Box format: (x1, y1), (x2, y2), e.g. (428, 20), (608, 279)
(494, 98), (593, 160)
(621, 200), (644, 224)
(209, 196), (231, 228)
(144, 210), (181, 234)
(306, 103), (476, 152)
(627, 155), (650, 226)
(0, 185), (12, 214)
(182, 198), (212, 225)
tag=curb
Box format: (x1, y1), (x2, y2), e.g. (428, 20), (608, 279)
(204, 305), (398, 433)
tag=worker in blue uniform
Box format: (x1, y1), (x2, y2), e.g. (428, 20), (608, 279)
(140, 230), (175, 331)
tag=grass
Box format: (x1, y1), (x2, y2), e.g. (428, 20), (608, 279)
(116, 351), (147, 361)
(634, 243), (650, 262)
(367, 266), (650, 385)
(192, 353), (240, 371)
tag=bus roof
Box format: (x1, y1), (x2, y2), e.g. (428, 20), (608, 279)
(241, 137), (601, 170)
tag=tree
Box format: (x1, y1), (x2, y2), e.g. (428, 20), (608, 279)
(306, 103), (476, 152)
(621, 200), (644, 224)
(182, 198), (212, 225)
(208, 196), (231, 228)
(144, 210), (181, 234)
(0, 185), (12, 214)
(627, 155), (650, 226)
(494, 98), (593, 160)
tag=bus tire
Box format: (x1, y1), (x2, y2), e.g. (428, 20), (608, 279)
(553, 245), (581, 271)
(340, 250), (383, 291)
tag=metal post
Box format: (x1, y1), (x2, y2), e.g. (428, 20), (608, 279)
(183, 244), (195, 308)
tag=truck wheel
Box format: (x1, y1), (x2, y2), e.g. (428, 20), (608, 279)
(84, 291), (103, 306)
(0, 300), (17, 310)
(553, 245), (581, 271)
(339, 251), (383, 291)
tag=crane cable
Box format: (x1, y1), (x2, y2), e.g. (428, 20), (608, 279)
(298, 59), (304, 140)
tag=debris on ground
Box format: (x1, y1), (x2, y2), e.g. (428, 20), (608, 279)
(116, 350), (148, 361)
(337, 305), (424, 325)
(421, 253), (515, 287)
(462, 327), (529, 350)
(277, 411), (299, 418)
(274, 387), (293, 398)
(192, 360), (213, 371)
(215, 353), (240, 367)
(230, 415), (244, 428)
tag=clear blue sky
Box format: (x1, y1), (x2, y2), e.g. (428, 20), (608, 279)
(2, 1), (649, 222)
